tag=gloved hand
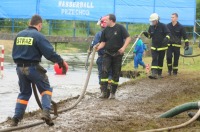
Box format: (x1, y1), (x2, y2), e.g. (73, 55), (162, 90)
(143, 31), (149, 38)
(162, 37), (169, 46)
(184, 42), (189, 50)
(58, 59), (67, 74)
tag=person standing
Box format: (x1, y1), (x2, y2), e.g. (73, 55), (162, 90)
(96, 14), (131, 99)
(133, 37), (147, 70)
(11, 15), (66, 126)
(167, 13), (189, 75)
(143, 13), (170, 79)
(90, 16), (112, 97)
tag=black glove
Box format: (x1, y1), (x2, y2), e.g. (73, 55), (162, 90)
(162, 37), (169, 46)
(184, 42), (189, 50)
(58, 59), (67, 74)
(143, 31), (149, 38)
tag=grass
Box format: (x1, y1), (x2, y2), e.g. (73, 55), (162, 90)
(122, 43), (200, 72)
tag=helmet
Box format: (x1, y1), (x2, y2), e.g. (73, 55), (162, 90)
(149, 13), (159, 21)
(97, 16), (107, 28)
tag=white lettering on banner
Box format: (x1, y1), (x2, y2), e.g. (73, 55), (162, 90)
(61, 9), (90, 16)
(58, 1), (94, 16)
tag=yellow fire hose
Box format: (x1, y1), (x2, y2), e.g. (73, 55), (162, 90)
(0, 45), (98, 132)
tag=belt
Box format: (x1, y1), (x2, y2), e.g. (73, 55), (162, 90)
(17, 63), (39, 67)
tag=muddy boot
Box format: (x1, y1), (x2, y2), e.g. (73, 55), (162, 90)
(41, 110), (54, 126)
(149, 69), (157, 79)
(157, 74), (163, 79)
(168, 71), (172, 76)
(109, 86), (117, 99)
(99, 86), (108, 99)
(188, 112), (200, 121)
(10, 117), (19, 127)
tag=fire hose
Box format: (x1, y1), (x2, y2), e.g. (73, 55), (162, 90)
(139, 102), (200, 132)
(0, 45), (98, 132)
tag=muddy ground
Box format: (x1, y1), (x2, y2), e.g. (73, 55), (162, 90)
(1, 72), (200, 132)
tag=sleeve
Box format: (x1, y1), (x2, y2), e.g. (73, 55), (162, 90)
(181, 26), (189, 42)
(91, 32), (101, 47)
(36, 34), (63, 63)
(100, 29), (106, 42)
(121, 25), (130, 39)
(163, 24), (171, 39)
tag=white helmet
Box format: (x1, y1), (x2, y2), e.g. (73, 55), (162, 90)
(149, 13), (159, 21)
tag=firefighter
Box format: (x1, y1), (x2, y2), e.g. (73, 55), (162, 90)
(167, 13), (189, 75)
(90, 16), (112, 97)
(96, 14), (131, 99)
(143, 13), (170, 79)
(11, 15), (66, 126)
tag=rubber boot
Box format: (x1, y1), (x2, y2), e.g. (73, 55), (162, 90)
(10, 117), (19, 127)
(149, 69), (157, 79)
(188, 112), (200, 121)
(99, 86), (108, 99)
(41, 110), (54, 126)
(168, 71), (172, 76)
(109, 86), (117, 99)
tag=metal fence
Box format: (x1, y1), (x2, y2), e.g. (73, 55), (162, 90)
(0, 19), (199, 39)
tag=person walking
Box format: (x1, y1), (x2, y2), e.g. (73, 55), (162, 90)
(96, 14), (131, 99)
(166, 13), (189, 75)
(11, 15), (66, 126)
(143, 13), (170, 79)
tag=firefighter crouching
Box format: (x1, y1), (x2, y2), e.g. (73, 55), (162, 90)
(11, 15), (66, 126)
(166, 13), (189, 75)
(143, 13), (170, 79)
(96, 14), (131, 99)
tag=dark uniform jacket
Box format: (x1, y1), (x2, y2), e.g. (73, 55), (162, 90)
(148, 21), (170, 51)
(167, 22), (188, 47)
(12, 26), (62, 64)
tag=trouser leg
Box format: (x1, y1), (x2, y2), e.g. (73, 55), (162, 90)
(100, 54), (112, 98)
(28, 65), (52, 111)
(134, 53), (139, 69)
(173, 47), (180, 74)
(157, 50), (166, 75)
(14, 67), (32, 120)
(150, 50), (158, 78)
(137, 53), (146, 68)
(167, 46), (173, 73)
(96, 56), (103, 85)
(110, 55), (123, 94)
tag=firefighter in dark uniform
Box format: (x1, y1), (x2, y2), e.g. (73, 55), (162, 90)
(143, 13), (170, 79)
(96, 14), (131, 99)
(90, 16), (112, 96)
(11, 15), (66, 126)
(167, 13), (189, 75)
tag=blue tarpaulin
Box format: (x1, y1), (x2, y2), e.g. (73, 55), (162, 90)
(0, 0), (196, 26)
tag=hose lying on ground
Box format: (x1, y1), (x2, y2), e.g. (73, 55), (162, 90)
(139, 102), (200, 132)
(0, 45), (98, 132)
(159, 102), (199, 118)
(180, 54), (200, 57)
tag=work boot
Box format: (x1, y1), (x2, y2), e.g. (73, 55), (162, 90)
(10, 117), (19, 127)
(109, 86), (117, 99)
(168, 71), (172, 76)
(149, 69), (157, 79)
(173, 72), (177, 76)
(109, 93), (115, 99)
(41, 110), (54, 126)
(157, 74), (163, 79)
(188, 112), (200, 121)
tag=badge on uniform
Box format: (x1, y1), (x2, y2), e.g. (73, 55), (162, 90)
(114, 31), (117, 35)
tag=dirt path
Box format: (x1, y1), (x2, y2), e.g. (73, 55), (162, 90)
(1, 73), (200, 132)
